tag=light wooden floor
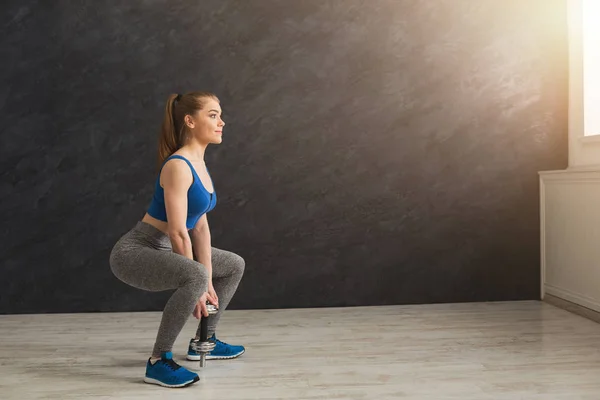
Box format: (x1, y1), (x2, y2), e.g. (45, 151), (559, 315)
(1, 301), (600, 399)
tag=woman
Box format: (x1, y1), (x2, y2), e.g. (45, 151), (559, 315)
(109, 91), (246, 388)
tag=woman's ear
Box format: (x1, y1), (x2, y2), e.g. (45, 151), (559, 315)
(184, 114), (195, 129)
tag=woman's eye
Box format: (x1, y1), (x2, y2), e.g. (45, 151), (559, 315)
(210, 114), (217, 118)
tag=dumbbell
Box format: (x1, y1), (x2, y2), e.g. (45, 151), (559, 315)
(191, 302), (219, 367)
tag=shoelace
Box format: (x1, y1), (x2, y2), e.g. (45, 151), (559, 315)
(214, 338), (237, 354)
(162, 358), (181, 371)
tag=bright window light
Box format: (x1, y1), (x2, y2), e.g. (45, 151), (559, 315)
(583, 0), (600, 136)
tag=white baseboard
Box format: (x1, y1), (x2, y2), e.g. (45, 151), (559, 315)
(544, 293), (600, 325)
(545, 284), (600, 313)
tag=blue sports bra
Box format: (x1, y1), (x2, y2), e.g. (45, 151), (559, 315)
(147, 155), (217, 229)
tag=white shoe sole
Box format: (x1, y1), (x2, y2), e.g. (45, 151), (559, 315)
(186, 349), (245, 361)
(143, 375), (199, 388)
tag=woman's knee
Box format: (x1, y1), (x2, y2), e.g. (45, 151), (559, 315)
(212, 248), (245, 279)
(181, 261), (210, 289)
(230, 253), (245, 277)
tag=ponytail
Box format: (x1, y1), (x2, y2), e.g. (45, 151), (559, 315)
(157, 93), (181, 170)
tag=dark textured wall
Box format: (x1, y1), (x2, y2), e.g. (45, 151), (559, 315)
(1, 0), (567, 314)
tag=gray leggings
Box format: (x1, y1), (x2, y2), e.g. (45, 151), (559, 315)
(109, 221), (245, 357)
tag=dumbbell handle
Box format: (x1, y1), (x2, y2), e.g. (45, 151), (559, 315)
(199, 303), (218, 339)
(195, 303), (219, 367)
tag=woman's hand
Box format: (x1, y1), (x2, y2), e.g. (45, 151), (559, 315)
(192, 283), (218, 319)
(193, 292), (209, 319)
(207, 281), (219, 307)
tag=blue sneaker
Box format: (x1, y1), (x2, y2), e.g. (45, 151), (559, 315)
(144, 351), (199, 388)
(187, 334), (245, 360)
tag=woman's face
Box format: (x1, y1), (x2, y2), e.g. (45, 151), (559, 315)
(185, 97), (225, 145)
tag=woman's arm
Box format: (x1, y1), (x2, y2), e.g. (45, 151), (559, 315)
(162, 159), (212, 316)
(190, 214), (218, 306)
(190, 214), (212, 279)
(162, 159), (194, 258)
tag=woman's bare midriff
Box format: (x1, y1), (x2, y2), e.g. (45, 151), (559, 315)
(141, 213), (170, 235)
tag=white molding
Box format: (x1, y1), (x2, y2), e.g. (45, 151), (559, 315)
(540, 176), (546, 300)
(545, 284), (600, 313)
(539, 170), (600, 311)
(539, 168), (600, 178)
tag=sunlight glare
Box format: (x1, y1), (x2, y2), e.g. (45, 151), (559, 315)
(582, 0), (600, 136)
